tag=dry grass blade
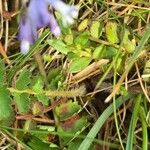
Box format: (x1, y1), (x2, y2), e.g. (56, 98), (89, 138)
(71, 59), (109, 82)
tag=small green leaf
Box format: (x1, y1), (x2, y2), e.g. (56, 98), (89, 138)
(104, 46), (118, 59)
(47, 39), (70, 54)
(64, 34), (74, 45)
(74, 32), (90, 47)
(93, 44), (105, 59)
(69, 57), (92, 73)
(0, 86), (12, 120)
(48, 68), (61, 82)
(66, 116), (87, 133)
(48, 68), (63, 90)
(90, 21), (101, 38)
(14, 93), (30, 114)
(105, 21), (119, 44)
(78, 19), (89, 31)
(58, 117), (87, 143)
(16, 69), (31, 90)
(55, 101), (81, 121)
(122, 28), (135, 53)
(32, 78), (49, 106)
(32, 102), (43, 115)
(14, 69), (31, 114)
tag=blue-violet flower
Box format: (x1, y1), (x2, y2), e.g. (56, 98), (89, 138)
(18, 0), (79, 54)
(47, 0), (79, 27)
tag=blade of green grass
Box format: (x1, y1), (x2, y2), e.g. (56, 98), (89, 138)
(139, 106), (148, 150)
(78, 94), (131, 150)
(125, 95), (141, 150)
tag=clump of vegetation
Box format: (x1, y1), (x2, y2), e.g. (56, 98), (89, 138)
(0, 0), (150, 149)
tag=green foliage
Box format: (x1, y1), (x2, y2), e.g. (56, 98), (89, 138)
(14, 93), (30, 114)
(90, 21), (102, 38)
(32, 77), (49, 105)
(69, 57), (92, 73)
(1, 1), (150, 149)
(122, 28), (135, 53)
(48, 39), (70, 54)
(48, 67), (63, 90)
(78, 19), (89, 31)
(56, 100), (87, 147)
(27, 136), (52, 150)
(78, 94), (130, 150)
(64, 34), (74, 45)
(55, 100), (81, 121)
(93, 44), (105, 60)
(24, 119), (36, 133)
(0, 86), (13, 124)
(16, 69), (31, 89)
(142, 59), (150, 82)
(74, 32), (90, 47)
(0, 60), (13, 125)
(14, 69), (31, 113)
(105, 21), (119, 44)
(125, 95), (141, 150)
(0, 59), (6, 84)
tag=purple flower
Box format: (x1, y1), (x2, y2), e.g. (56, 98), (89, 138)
(47, 0), (79, 27)
(18, 0), (61, 54)
(18, 0), (79, 54)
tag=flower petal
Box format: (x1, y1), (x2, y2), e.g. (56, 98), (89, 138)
(18, 0), (62, 54)
(48, 13), (61, 37)
(28, 0), (49, 28)
(28, 0), (61, 36)
(18, 15), (37, 53)
(47, 0), (79, 26)
(20, 40), (30, 54)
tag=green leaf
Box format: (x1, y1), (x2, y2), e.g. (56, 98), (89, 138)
(47, 39), (70, 54)
(78, 19), (89, 31)
(48, 68), (63, 90)
(0, 59), (5, 85)
(48, 67), (61, 82)
(14, 93), (30, 114)
(32, 78), (49, 106)
(105, 21), (119, 44)
(55, 101), (81, 121)
(14, 69), (31, 113)
(64, 34), (74, 45)
(74, 32), (90, 47)
(93, 44), (105, 60)
(90, 21), (101, 38)
(104, 46), (118, 59)
(122, 28), (135, 53)
(58, 116), (87, 144)
(16, 69), (31, 90)
(66, 116), (87, 132)
(69, 57), (92, 73)
(0, 86), (12, 120)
